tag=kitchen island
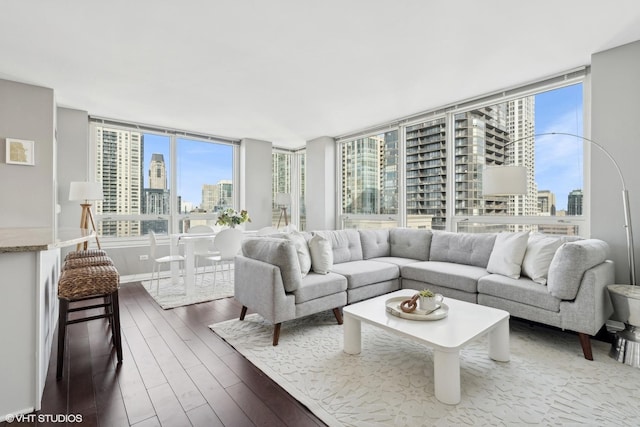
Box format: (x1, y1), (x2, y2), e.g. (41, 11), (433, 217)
(0, 227), (94, 421)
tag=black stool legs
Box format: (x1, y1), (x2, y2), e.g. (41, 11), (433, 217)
(56, 290), (123, 380)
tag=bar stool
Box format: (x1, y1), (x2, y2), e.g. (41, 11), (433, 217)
(63, 255), (113, 270)
(65, 249), (108, 261)
(57, 264), (123, 379)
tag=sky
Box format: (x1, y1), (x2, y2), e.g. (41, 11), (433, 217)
(534, 83), (584, 210)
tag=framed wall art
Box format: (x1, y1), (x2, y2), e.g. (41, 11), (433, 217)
(6, 138), (35, 166)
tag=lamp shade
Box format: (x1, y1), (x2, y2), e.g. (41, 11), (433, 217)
(276, 192), (291, 206)
(482, 166), (527, 196)
(69, 181), (104, 202)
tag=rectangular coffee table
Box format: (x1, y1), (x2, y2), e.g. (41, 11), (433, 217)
(343, 289), (510, 405)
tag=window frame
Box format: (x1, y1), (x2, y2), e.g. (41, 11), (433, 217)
(89, 118), (240, 246)
(336, 67), (590, 235)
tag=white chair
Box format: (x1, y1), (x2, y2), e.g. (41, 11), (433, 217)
(255, 226), (279, 236)
(203, 228), (243, 285)
(149, 231), (185, 294)
(187, 225), (218, 280)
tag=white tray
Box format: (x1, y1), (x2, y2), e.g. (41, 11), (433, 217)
(385, 296), (449, 321)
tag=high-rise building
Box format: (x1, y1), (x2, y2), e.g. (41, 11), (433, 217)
(405, 118), (447, 229)
(143, 153), (170, 234)
(538, 190), (556, 216)
(506, 97), (538, 217)
(94, 126), (142, 237)
(201, 180), (233, 213)
(342, 135), (384, 215)
(568, 189), (583, 215)
(149, 153), (167, 189)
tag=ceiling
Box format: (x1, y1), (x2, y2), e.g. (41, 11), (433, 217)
(2, 1), (640, 149)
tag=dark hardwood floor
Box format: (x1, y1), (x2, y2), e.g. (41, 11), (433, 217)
(2, 282), (325, 427)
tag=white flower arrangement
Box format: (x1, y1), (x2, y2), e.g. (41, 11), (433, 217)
(215, 208), (251, 227)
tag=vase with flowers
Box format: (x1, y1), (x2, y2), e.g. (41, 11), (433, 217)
(216, 208), (251, 228)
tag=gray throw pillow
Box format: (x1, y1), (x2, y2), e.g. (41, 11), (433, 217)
(547, 239), (609, 300)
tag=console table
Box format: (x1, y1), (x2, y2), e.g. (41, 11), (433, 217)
(0, 227), (94, 421)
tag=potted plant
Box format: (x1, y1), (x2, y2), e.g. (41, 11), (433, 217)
(215, 208), (251, 228)
(418, 289), (443, 312)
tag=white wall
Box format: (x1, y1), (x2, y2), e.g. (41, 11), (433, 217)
(306, 136), (336, 230)
(240, 138), (272, 230)
(0, 79), (55, 228)
(591, 40), (640, 284)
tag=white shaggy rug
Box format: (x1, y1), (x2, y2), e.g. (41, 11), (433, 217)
(142, 270), (233, 309)
(210, 311), (640, 426)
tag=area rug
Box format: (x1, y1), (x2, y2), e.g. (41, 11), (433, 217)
(142, 270), (233, 309)
(210, 311), (640, 426)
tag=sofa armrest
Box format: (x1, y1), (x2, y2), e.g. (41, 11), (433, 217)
(560, 260), (615, 335)
(234, 255), (296, 324)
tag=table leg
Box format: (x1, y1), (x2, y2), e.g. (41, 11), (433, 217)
(489, 318), (510, 362)
(170, 235), (181, 285)
(184, 239), (195, 296)
(433, 349), (460, 405)
(343, 314), (361, 354)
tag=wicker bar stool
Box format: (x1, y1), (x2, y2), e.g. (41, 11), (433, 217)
(63, 255), (114, 270)
(57, 265), (123, 379)
(64, 249), (108, 261)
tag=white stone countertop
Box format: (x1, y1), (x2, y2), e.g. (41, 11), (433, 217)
(0, 227), (94, 253)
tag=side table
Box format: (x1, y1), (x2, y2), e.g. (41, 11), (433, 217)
(608, 284), (640, 368)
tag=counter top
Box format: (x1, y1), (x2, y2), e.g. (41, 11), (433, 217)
(0, 227), (94, 253)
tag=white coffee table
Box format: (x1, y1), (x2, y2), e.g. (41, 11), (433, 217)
(343, 289), (510, 405)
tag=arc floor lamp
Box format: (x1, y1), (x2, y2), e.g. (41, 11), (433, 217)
(483, 132), (639, 366)
(482, 131), (636, 286)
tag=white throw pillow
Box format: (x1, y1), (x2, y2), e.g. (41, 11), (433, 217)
(486, 231), (530, 279)
(308, 234), (333, 274)
(282, 231), (312, 277)
(521, 233), (564, 285)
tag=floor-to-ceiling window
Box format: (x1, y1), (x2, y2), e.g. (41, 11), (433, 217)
(337, 70), (586, 235)
(340, 130), (399, 229)
(454, 83), (584, 235)
(271, 148), (306, 230)
(90, 120), (238, 242)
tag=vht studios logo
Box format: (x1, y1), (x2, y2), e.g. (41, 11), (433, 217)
(5, 413), (83, 423)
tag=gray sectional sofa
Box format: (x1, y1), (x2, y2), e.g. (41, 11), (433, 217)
(234, 228), (614, 359)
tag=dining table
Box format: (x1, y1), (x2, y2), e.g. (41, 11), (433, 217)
(169, 231), (217, 295)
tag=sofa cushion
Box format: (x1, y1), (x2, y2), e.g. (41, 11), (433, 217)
(293, 272), (347, 303)
(282, 231), (312, 277)
(309, 234), (333, 274)
(359, 229), (390, 259)
(547, 239), (609, 300)
(478, 274), (561, 312)
(401, 261), (490, 293)
(389, 228), (432, 261)
(521, 233), (565, 285)
(241, 237), (301, 292)
(331, 260), (399, 289)
(369, 256), (422, 267)
(487, 231), (530, 279)
(429, 231), (496, 267)
(315, 230), (363, 264)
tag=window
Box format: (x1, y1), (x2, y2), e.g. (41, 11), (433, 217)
(337, 71), (586, 236)
(340, 130), (398, 229)
(272, 152), (292, 228)
(453, 83), (583, 235)
(91, 121), (237, 241)
(271, 149), (306, 230)
(405, 118), (447, 229)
